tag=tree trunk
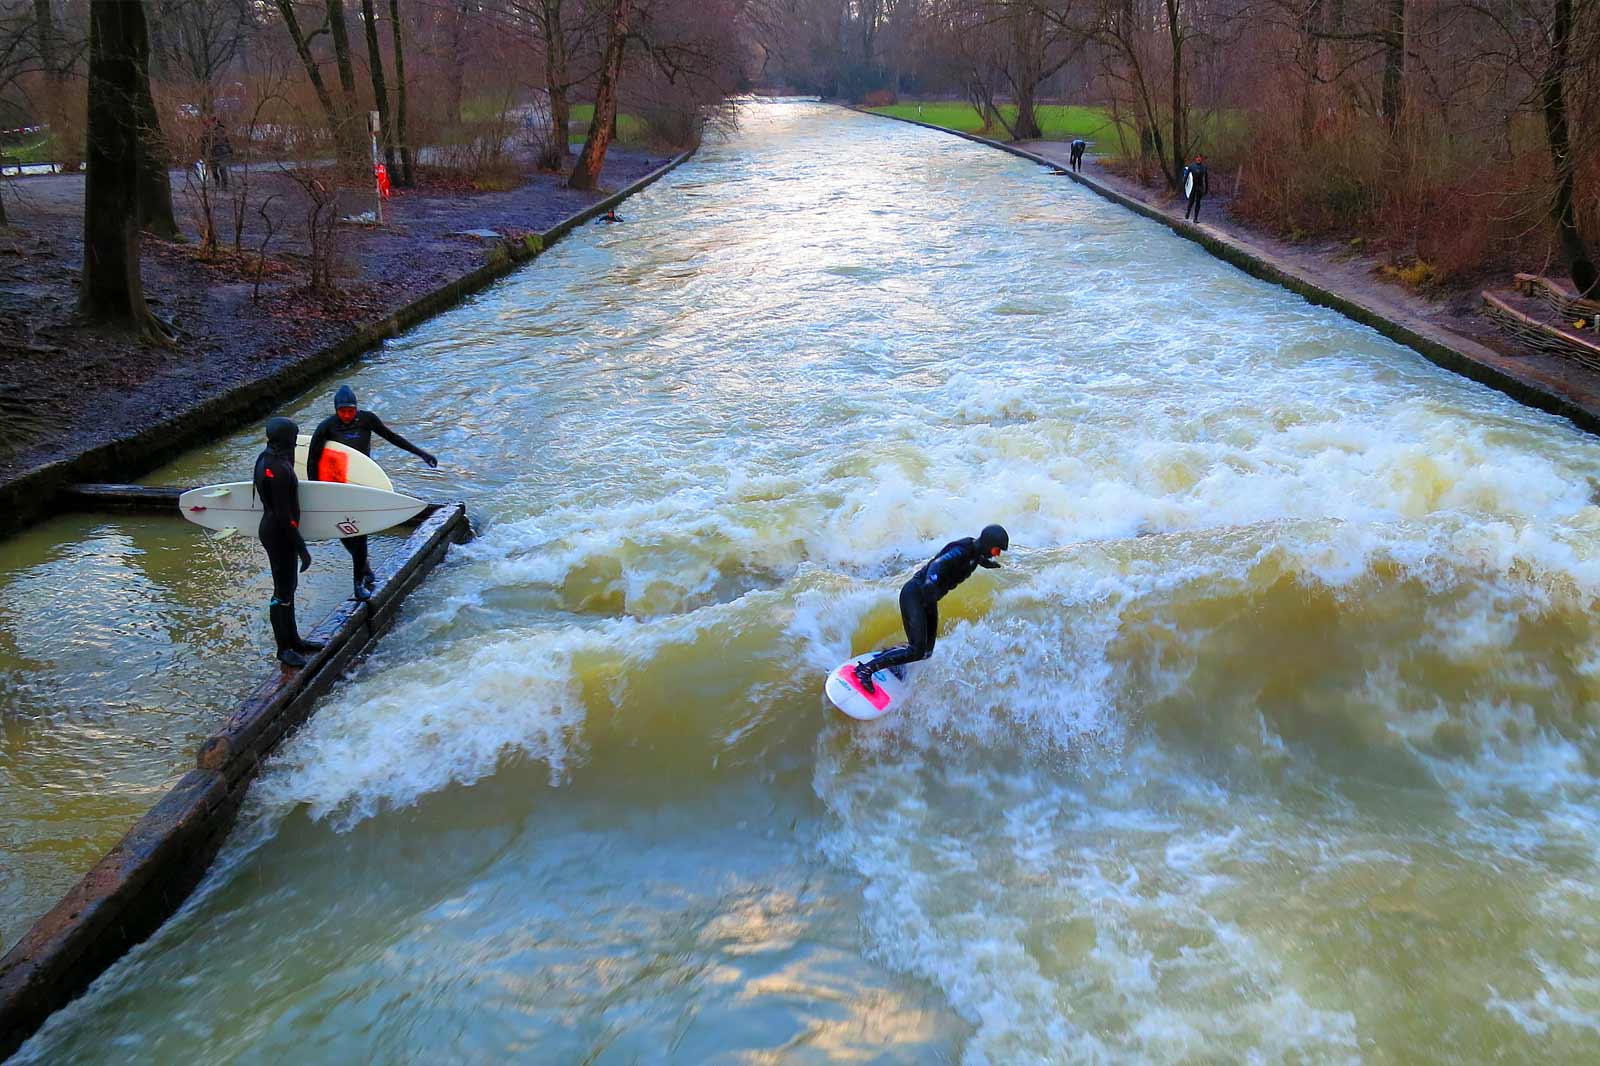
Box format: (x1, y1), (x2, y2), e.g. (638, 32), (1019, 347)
(1300, 0), (1324, 147)
(388, 0), (413, 185)
(1541, 0), (1597, 297)
(274, 0), (349, 161)
(446, 3), (467, 124)
(327, 1), (359, 113)
(133, 61), (179, 238)
(539, 0), (571, 167)
(81, 0), (166, 340)
(35, 0), (80, 170)
(33, 0), (55, 72)
(327, 0), (363, 172)
(567, 0), (632, 191)
(1011, 8), (1043, 141)
(1167, 0), (1185, 190)
(1381, 0), (1405, 132)
(360, 0), (396, 172)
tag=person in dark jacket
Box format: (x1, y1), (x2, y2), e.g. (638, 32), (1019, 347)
(306, 384), (438, 601)
(854, 524), (1009, 694)
(201, 115), (232, 191)
(1182, 154), (1209, 222)
(1069, 138), (1086, 172)
(255, 417), (324, 668)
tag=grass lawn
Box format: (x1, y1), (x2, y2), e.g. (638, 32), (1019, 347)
(869, 102), (1125, 145)
(455, 97), (646, 145)
(2, 132), (58, 164)
(567, 104), (645, 145)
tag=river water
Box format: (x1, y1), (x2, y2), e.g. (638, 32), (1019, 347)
(10, 100), (1600, 1063)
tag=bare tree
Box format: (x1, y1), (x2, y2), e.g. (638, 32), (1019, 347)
(568, 0), (633, 189)
(271, 0), (363, 167)
(359, 0), (395, 171)
(388, 0), (412, 184)
(147, 0), (254, 111)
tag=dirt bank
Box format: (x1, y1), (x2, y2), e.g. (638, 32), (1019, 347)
(0, 148), (668, 501)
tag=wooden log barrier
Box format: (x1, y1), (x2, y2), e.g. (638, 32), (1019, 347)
(0, 502), (472, 1061)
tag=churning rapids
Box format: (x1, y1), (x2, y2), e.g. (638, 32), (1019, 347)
(16, 101), (1600, 1064)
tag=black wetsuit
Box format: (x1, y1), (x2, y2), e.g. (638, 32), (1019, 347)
(1069, 139), (1086, 172)
(254, 442), (306, 603)
(1183, 162), (1209, 221)
(860, 538), (1000, 678)
(306, 409), (432, 588)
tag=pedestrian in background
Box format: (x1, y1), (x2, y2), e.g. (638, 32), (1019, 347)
(1182, 154), (1209, 222)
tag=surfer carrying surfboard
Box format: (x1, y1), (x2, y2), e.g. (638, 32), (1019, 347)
(306, 384), (439, 601)
(255, 417), (326, 668)
(1182, 154), (1209, 222)
(853, 525), (1009, 695)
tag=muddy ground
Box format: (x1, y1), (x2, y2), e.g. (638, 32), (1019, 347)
(0, 146), (665, 485)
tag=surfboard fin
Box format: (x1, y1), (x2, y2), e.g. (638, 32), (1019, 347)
(208, 527), (238, 541)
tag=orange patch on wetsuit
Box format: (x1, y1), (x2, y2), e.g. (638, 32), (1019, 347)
(318, 449), (350, 483)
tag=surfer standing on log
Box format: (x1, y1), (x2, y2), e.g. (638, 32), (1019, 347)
(255, 417), (325, 668)
(854, 525), (1009, 694)
(307, 384), (438, 601)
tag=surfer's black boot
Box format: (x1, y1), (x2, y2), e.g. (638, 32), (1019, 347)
(283, 603), (323, 655)
(353, 573), (371, 603)
(269, 603), (308, 668)
(360, 568), (376, 594)
(854, 661), (877, 694)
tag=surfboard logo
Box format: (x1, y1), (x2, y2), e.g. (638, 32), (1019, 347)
(336, 518), (361, 535)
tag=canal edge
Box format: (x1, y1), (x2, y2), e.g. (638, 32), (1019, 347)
(845, 105), (1600, 439)
(0, 502), (473, 1061)
(0, 147), (698, 542)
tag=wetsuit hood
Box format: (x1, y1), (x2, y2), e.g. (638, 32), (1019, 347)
(977, 524), (1009, 566)
(265, 416), (298, 453)
(333, 384), (358, 411)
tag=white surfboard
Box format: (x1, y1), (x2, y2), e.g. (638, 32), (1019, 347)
(1184, 171), (1195, 199)
(178, 481), (426, 541)
(825, 652), (913, 721)
(293, 435), (393, 492)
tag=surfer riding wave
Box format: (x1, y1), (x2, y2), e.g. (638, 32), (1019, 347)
(854, 524), (1009, 694)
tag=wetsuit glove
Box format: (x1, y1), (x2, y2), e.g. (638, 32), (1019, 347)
(978, 557), (1001, 569)
(422, 451), (438, 469)
(298, 545), (313, 572)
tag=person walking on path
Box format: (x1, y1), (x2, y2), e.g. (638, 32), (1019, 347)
(1182, 154), (1209, 222)
(1069, 138), (1086, 172)
(255, 417), (324, 669)
(306, 384), (438, 602)
(201, 115), (232, 191)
